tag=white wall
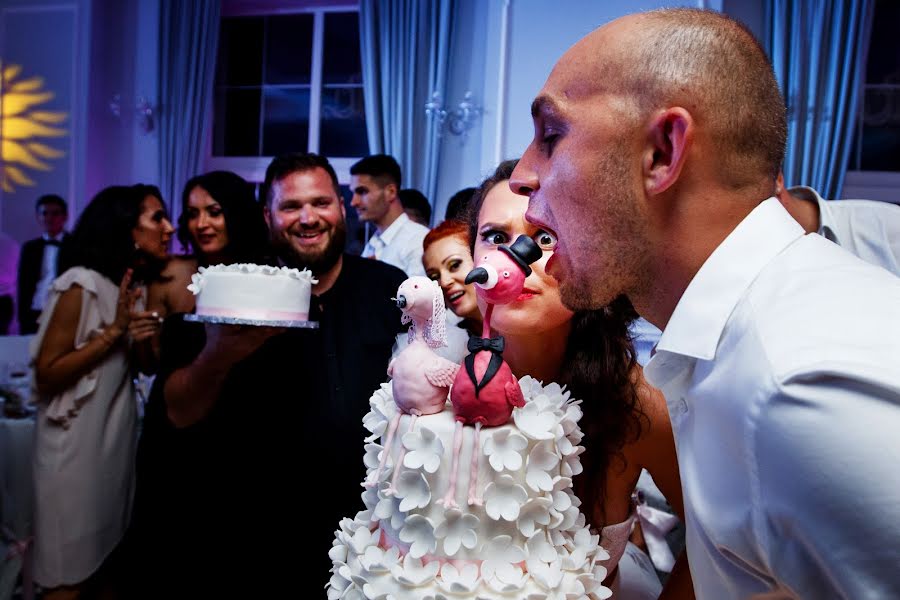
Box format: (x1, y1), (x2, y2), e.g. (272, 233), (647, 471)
(0, 0), (90, 242)
(434, 0), (708, 221)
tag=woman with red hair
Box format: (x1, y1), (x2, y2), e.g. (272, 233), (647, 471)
(423, 219), (482, 337)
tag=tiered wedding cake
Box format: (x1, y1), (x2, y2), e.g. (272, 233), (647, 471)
(328, 377), (612, 600)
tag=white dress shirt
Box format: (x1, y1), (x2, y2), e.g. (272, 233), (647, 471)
(645, 199), (900, 599)
(32, 233), (64, 310)
(788, 185), (900, 277)
(362, 212), (429, 277)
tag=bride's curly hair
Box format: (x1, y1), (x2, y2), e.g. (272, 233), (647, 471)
(466, 159), (646, 525)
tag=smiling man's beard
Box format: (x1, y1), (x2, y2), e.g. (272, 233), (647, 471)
(271, 219), (347, 276)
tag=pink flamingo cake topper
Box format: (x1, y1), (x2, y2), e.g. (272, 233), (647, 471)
(364, 276), (460, 493)
(441, 234), (542, 508)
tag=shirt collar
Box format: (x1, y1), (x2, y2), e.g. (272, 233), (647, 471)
(654, 198), (805, 362)
(376, 212), (410, 245)
(43, 233), (64, 242)
(786, 185), (838, 243)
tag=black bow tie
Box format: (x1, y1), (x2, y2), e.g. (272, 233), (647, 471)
(468, 335), (505, 354)
(45, 239), (61, 246)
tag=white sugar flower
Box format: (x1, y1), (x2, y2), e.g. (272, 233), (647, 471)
(569, 572), (610, 600)
(394, 471), (431, 512)
(329, 543), (347, 564)
(514, 400), (559, 440)
(363, 385), (396, 441)
(561, 402), (583, 431)
(563, 526), (600, 571)
(483, 475), (528, 521)
(347, 525), (377, 555)
(433, 509), (479, 556)
(526, 442), (560, 492)
(481, 535), (527, 571)
(438, 563), (480, 594)
(399, 514), (436, 559)
(186, 272), (205, 295)
(372, 489), (406, 531)
(557, 506), (581, 532)
(402, 427), (443, 473)
(363, 442), (391, 471)
(353, 509), (373, 527)
(390, 553), (440, 587)
(527, 532), (559, 562)
(358, 545), (400, 574)
(561, 445), (585, 478)
(549, 477), (574, 512)
(518, 375), (543, 398)
(555, 431), (577, 456)
(517, 497), (553, 537)
(341, 585), (366, 600)
(361, 486), (379, 512)
(526, 556), (565, 591)
(592, 564), (612, 596)
(483, 429), (528, 472)
(483, 561), (527, 593)
(422, 595), (450, 600)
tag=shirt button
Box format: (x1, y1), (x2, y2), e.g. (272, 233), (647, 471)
(678, 397), (688, 414)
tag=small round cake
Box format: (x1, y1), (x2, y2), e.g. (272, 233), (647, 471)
(187, 263), (316, 322)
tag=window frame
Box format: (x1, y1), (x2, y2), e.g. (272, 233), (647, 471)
(205, 1), (363, 184)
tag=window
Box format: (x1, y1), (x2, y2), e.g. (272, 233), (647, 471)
(848, 0), (900, 172)
(208, 3), (368, 183)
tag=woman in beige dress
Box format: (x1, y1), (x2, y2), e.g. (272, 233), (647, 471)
(31, 184), (174, 600)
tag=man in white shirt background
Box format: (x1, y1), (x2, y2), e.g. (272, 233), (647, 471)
(17, 194), (69, 334)
(350, 154), (429, 277)
(776, 175), (900, 276)
(510, 8), (900, 599)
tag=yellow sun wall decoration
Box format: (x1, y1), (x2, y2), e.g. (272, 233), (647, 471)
(0, 63), (68, 193)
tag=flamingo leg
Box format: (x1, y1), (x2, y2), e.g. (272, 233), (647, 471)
(439, 420), (464, 509)
(386, 412), (419, 494)
(467, 422), (484, 506)
(364, 412), (401, 488)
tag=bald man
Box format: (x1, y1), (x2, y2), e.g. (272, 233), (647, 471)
(511, 8), (900, 600)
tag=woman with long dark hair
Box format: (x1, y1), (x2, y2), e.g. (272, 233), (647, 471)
(466, 160), (691, 599)
(146, 170), (270, 319)
(31, 184), (174, 599)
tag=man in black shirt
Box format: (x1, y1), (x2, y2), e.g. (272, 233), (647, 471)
(126, 154), (407, 598)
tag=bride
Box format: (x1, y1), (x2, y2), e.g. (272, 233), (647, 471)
(466, 160), (692, 599)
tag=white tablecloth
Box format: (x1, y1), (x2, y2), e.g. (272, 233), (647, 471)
(0, 417), (35, 600)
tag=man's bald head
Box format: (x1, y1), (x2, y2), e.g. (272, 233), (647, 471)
(568, 8), (787, 189)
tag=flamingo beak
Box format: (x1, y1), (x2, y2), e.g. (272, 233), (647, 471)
(465, 267), (490, 286)
(396, 295), (407, 309)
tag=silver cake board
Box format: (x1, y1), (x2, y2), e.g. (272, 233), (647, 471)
(183, 313), (319, 329)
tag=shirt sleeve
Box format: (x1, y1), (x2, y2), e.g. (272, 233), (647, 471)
(753, 371), (900, 599)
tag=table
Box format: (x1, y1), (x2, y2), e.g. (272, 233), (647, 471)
(0, 417), (35, 600)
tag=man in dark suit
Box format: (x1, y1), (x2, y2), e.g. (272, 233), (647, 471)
(17, 194), (68, 334)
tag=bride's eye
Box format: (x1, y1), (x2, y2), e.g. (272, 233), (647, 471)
(481, 230), (507, 245)
(534, 229), (557, 249)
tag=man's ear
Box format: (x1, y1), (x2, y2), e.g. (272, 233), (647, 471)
(642, 107), (692, 196)
(385, 182), (399, 203)
(263, 204), (271, 228)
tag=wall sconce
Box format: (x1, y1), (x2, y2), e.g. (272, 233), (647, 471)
(109, 94), (157, 134)
(425, 91), (482, 141)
